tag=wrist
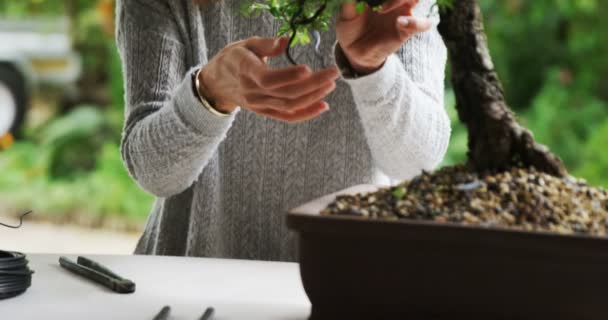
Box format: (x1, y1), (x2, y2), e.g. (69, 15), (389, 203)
(349, 60), (385, 76)
(347, 54), (386, 76)
(197, 67), (238, 114)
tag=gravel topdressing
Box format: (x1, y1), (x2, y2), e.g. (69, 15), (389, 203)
(321, 165), (608, 236)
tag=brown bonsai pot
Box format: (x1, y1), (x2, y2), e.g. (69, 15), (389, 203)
(288, 185), (608, 320)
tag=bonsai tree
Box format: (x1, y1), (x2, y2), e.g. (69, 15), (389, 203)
(243, 0), (568, 177)
(436, 0), (566, 177)
(241, 0), (385, 64)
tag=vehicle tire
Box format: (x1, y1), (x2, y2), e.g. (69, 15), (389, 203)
(0, 64), (28, 138)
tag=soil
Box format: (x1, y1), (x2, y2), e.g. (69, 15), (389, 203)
(322, 165), (608, 236)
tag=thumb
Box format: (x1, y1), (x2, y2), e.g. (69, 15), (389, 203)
(245, 36), (289, 59)
(397, 16), (432, 40)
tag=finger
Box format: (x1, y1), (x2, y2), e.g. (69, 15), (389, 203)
(339, 0), (360, 21)
(396, 16), (432, 38)
(244, 35), (290, 58)
(283, 81), (336, 111)
(258, 101), (329, 124)
(246, 80), (335, 112)
(267, 66), (339, 99)
(249, 64), (313, 89)
(244, 92), (287, 110)
(379, 0), (418, 14)
(251, 64), (313, 90)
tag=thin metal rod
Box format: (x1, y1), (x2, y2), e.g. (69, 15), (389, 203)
(0, 211), (32, 229)
(200, 307), (215, 320)
(427, 3), (439, 18)
(153, 306), (171, 320)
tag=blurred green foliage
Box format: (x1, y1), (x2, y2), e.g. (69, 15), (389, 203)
(522, 69), (608, 169)
(576, 121), (608, 187)
(0, 0), (606, 228)
(0, 1), (63, 16)
(0, 107), (152, 227)
(42, 107), (106, 179)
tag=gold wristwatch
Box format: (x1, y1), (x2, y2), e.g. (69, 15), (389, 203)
(191, 67), (232, 117)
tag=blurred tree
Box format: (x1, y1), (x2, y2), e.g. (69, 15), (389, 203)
(575, 121), (608, 187)
(61, 0), (116, 111)
(0, 0), (117, 111)
(479, 0), (607, 109)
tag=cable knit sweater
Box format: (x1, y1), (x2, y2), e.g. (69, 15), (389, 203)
(116, 0), (450, 261)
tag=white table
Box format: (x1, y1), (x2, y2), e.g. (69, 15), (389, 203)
(2, 254), (311, 320)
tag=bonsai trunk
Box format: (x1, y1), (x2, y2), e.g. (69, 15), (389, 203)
(437, 0), (567, 177)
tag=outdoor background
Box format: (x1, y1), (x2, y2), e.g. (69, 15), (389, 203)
(1, 0), (607, 253)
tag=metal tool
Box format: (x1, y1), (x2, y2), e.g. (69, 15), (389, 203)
(153, 306), (171, 320)
(199, 307), (214, 320)
(58, 256), (135, 294)
(152, 306), (214, 320)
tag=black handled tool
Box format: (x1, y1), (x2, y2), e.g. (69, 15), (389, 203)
(152, 306), (213, 320)
(59, 256), (135, 294)
(199, 307), (214, 320)
(153, 306), (171, 320)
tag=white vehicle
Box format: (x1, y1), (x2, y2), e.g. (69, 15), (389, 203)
(0, 17), (81, 140)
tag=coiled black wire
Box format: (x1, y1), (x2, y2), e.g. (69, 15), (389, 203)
(0, 251), (33, 299)
(0, 211), (34, 299)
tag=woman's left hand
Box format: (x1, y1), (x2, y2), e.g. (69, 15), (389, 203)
(336, 0), (432, 75)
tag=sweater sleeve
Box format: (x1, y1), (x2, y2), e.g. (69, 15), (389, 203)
(116, 0), (238, 198)
(332, 1), (450, 182)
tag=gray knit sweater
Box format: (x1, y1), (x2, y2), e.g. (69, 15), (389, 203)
(116, 0), (449, 261)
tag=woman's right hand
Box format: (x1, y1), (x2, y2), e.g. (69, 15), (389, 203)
(198, 36), (340, 123)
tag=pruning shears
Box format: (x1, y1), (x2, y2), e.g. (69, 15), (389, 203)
(58, 256), (136, 294)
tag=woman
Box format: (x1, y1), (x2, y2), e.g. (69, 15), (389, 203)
(116, 0), (450, 261)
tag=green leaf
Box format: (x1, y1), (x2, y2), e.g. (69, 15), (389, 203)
(251, 3), (271, 10)
(436, 0), (454, 12)
(355, 1), (366, 14)
(278, 23), (291, 35)
(240, 0), (255, 16)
